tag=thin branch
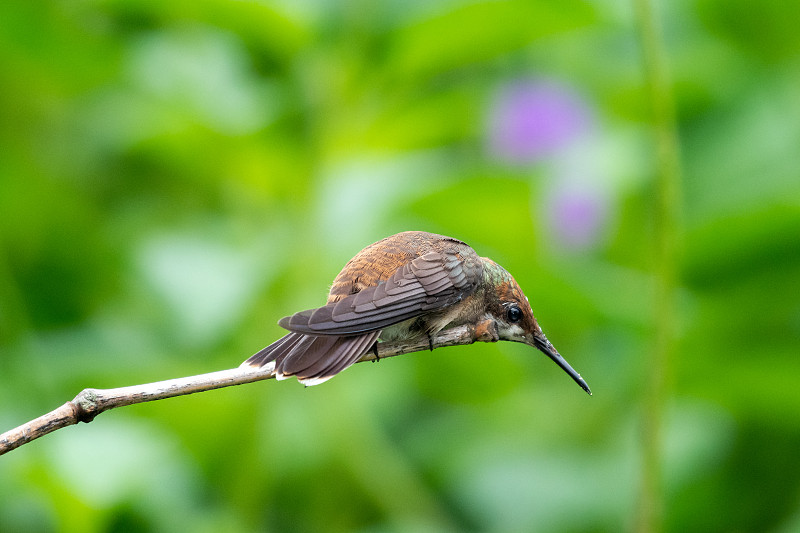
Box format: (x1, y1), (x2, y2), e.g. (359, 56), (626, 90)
(1, 324), (489, 456)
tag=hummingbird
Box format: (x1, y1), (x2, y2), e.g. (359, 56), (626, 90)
(243, 231), (590, 394)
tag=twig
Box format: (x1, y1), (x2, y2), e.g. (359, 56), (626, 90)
(0, 324), (486, 456)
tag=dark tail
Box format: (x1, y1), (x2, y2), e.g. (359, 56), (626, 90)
(243, 331), (381, 386)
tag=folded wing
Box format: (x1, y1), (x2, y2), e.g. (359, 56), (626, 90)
(279, 251), (481, 335)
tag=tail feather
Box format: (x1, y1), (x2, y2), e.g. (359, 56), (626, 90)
(300, 330), (380, 383)
(310, 331), (380, 379)
(277, 335), (341, 376)
(242, 330), (381, 386)
(244, 332), (305, 369)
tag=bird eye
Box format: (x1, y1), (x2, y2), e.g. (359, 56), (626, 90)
(506, 305), (523, 323)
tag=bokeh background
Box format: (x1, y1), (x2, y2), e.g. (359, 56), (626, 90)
(2, 1), (799, 532)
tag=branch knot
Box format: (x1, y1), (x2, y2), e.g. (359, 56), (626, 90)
(73, 389), (101, 423)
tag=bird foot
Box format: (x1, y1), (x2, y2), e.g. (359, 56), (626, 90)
(474, 319), (499, 343)
(371, 341), (380, 362)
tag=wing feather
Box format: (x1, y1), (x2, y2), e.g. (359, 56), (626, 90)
(278, 251), (481, 335)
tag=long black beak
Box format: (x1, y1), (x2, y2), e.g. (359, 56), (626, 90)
(532, 334), (592, 395)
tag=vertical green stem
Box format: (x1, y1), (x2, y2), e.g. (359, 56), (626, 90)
(633, 0), (683, 532)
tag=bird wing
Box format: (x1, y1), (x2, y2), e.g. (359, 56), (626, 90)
(278, 251), (482, 335)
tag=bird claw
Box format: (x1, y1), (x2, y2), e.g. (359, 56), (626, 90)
(371, 341), (381, 362)
(474, 319), (499, 343)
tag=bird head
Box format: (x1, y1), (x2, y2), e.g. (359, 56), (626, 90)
(481, 258), (591, 395)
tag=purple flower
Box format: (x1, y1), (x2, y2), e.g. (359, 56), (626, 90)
(547, 184), (608, 251)
(487, 79), (593, 165)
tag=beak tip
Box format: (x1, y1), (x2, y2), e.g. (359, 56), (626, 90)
(531, 335), (592, 396)
(574, 373), (592, 395)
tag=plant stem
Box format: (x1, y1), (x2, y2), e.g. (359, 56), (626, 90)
(633, 0), (683, 531)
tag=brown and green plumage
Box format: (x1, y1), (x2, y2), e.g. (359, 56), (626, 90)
(244, 231), (590, 393)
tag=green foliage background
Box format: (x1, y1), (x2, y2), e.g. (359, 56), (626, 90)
(1, 1), (799, 532)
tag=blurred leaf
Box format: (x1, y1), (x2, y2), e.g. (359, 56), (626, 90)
(696, 0), (800, 61)
(386, 0), (597, 81)
(404, 174), (536, 253)
(683, 75), (800, 222)
(683, 204), (800, 289)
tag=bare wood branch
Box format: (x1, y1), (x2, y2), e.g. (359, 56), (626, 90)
(1, 324), (488, 456)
